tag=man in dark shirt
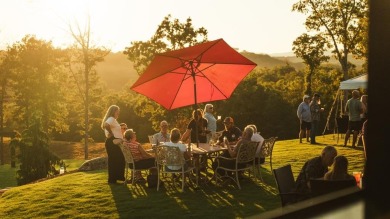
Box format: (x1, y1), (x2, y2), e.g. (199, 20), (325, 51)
(295, 146), (338, 197)
(218, 117), (242, 145)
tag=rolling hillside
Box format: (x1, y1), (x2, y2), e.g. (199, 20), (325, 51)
(95, 51), (364, 92)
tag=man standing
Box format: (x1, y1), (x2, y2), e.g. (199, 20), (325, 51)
(344, 90), (363, 147)
(310, 93), (324, 144)
(297, 95), (312, 143)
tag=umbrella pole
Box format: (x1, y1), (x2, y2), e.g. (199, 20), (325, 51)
(190, 62), (199, 148)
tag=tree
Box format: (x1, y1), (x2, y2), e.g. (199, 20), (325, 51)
(124, 14), (208, 75)
(123, 14), (208, 132)
(292, 33), (329, 95)
(6, 35), (69, 133)
(292, 0), (368, 81)
(67, 18), (110, 159)
(16, 118), (61, 185)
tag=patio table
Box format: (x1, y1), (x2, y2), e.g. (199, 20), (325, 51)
(190, 143), (227, 185)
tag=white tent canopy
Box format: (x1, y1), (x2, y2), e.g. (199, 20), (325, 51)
(339, 74), (367, 90)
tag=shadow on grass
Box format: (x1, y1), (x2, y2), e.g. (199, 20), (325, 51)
(107, 168), (280, 218)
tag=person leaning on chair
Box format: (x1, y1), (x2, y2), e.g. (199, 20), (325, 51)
(123, 128), (156, 182)
(295, 145), (337, 198)
(101, 105), (126, 184)
(344, 90), (363, 148)
(297, 94), (312, 143)
(153, 120), (170, 145)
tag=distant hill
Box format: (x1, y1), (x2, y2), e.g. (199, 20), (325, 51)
(96, 51), (364, 92)
(95, 52), (138, 91)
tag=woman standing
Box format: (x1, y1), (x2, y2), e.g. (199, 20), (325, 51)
(101, 105), (125, 184)
(182, 109), (208, 144)
(203, 104), (217, 143)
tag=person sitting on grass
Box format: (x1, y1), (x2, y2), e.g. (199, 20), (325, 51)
(123, 129), (156, 182)
(324, 155), (355, 181)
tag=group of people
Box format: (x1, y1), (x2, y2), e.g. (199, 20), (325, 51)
(101, 103), (267, 185)
(297, 90), (367, 147)
(295, 145), (356, 199)
(297, 93), (324, 144)
(343, 90), (368, 148)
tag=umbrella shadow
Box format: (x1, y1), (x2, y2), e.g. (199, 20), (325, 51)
(108, 170), (278, 218)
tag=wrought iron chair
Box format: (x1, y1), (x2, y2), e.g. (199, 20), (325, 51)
(155, 145), (197, 191)
(250, 137), (278, 181)
(273, 164), (306, 207)
(214, 141), (258, 189)
(119, 144), (155, 185)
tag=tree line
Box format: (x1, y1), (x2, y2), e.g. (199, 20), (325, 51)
(0, 0), (368, 162)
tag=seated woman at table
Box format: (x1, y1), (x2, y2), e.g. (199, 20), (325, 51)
(212, 126), (254, 176)
(181, 109), (209, 144)
(217, 117), (242, 146)
(324, 155), (355, 181)
(165, 128), (191, 170)
(123, 129), (156, 181)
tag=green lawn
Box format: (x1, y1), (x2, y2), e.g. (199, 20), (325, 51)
(0, 134), (365, 218)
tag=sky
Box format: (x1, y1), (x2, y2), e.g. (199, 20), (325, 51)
(0, 0), (307, 55)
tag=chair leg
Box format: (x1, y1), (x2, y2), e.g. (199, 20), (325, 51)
(181, 172), (185, 191)
(235, 171), (241, 190)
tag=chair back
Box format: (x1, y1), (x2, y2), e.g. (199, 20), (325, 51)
(273, 164), (297, 206)
(310, 178), (357, 197)
(148, 135), (155, 145)
(260, 137), (277, 158)
(155, 145), (185, 167)
(119, 144), (135, 164)
(236, 141), (258, 164)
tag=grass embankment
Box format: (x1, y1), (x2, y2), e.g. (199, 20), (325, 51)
(0, 134), (365, 218)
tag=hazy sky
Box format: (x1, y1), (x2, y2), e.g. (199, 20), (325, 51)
(0, 0), (307, 55)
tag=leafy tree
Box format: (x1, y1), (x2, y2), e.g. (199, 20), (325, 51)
(292, 33), (329, 95)
(67, 19), (110, 159)
(6, 35), (69, 134)
(122, 14), (208, 133)
(124, 14), (208, 75)
(292, 0), (368, 81)
(16, 118), (61, 185)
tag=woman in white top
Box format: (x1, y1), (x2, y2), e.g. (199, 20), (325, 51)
(164, 128), (190, 170)
(101, 105), (125, 184)
(203, 104), (217, 143)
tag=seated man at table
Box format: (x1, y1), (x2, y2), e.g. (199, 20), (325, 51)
(153, 120), (171, 145)
(217, 117), (242, 146)
(212, 126), (254, 176)
(164, 128), (191, 171)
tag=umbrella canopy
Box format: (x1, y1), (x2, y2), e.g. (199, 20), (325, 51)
(130, 38), (257, 110)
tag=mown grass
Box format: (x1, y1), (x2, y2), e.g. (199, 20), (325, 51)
(0, 134), (365, 218)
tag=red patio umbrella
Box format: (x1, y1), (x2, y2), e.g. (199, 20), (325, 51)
(130, 38), (257, 110)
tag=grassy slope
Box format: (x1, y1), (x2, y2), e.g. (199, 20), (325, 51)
(0, 134), (365, 218)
